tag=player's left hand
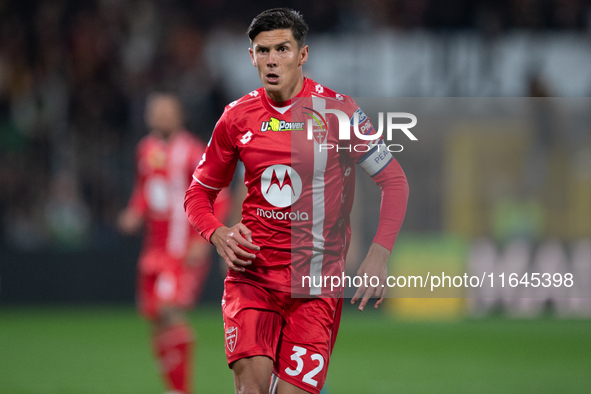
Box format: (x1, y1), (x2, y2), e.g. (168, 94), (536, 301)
(117, 208), (143, 235)
(351, 242), (390, 311)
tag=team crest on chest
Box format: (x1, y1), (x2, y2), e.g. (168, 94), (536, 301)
(303, 107), (328, 144)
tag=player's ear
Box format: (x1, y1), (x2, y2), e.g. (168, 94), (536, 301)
(249, 47), (257, 67)
(298, 45), (309, 67)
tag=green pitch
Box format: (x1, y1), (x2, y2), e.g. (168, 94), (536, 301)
(0, 305), (590, 393)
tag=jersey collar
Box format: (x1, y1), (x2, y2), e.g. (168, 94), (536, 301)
(261, 77), (312, 115)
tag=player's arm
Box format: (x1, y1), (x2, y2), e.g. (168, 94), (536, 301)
(185, 180), (259, 272)
(347, 110), (410, 311)
(184, 138), (234, 267)
(351, 157), (408, 310)
(184, 185), (240, 267)
(118, 147), (146, 235)
(217, 163), (249, 275)
(184, 115), (259, 272)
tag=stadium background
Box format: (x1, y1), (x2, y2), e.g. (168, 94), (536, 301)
(1, 0), (590, 393)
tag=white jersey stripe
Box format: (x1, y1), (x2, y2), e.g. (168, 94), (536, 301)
(310, 96), (328, 295)
(194, 175), (222, 190)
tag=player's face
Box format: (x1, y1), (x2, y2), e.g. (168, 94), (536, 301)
(249, 29), (308, 103)
(145, 97), (183, 140)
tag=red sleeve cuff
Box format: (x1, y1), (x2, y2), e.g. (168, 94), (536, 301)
(184, 178), (225, 242)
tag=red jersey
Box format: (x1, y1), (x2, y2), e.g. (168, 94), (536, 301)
(128, 130), (207, 272)
(188, 78), (408, 295)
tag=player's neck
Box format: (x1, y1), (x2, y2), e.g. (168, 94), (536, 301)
(152, 129), (180, 142)
(265, 76), (305, 105)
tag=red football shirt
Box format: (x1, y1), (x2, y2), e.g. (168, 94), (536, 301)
(128, 130), (208, 272)
(189, 78), (408, 294)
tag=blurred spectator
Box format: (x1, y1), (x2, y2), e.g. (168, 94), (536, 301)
(44, 171), (91, 250)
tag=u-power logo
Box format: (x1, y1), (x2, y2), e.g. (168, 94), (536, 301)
(305, 106), (417, 152)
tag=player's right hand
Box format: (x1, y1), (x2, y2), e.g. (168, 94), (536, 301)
(210, 224), (260, 272)
(117, 209), (143, 235)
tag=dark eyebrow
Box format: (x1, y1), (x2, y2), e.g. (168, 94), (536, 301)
(256, 40), (291, 51)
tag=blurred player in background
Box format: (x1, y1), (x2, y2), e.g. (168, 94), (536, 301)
(185, 8), (408, 394)
(119, 93), (228, 394)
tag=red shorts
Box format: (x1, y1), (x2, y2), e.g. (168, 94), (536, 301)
(137, 251), (210, 320)
(222, 279), (343, 394)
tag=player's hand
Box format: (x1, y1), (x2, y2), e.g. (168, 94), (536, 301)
(351, 243), (390, 311)
(210, 224), (260, 272)
(117, 209), (143, 235)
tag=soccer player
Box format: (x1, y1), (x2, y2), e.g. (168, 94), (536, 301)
(119, 93), (228, 394)
(184, 8), (408, 394)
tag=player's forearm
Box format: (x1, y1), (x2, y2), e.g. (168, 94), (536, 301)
(184, 179), (224, 242)
(372, 163), (409, 252)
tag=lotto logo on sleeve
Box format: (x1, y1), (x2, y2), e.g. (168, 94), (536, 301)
(260, 165), (302, 208)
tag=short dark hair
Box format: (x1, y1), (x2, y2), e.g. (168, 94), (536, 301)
(247, 8), (309, 48)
